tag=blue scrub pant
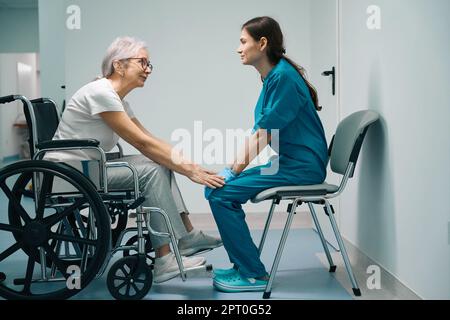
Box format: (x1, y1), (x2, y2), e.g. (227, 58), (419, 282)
(208, 162), (298, 279)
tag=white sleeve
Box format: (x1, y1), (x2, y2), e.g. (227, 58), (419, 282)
(122, 100), (136, 119)
(86, 87), (124, 116)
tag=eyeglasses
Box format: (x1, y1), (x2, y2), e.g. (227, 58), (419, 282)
(127, 57), (153, 72)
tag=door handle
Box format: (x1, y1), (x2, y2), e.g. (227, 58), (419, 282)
(321, 66), (335, 96)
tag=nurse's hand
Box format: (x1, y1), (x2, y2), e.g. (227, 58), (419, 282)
(188, 165), (225, 188)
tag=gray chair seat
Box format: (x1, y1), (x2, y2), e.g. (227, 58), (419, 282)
(251, 183), (339, 203)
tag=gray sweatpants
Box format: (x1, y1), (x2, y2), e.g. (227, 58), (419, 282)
(107, 154), (189, 248)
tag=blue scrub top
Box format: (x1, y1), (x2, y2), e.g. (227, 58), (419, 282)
(252, 58), (328, 184)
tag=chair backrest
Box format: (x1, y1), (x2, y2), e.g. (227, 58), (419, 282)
(330, 110), (380, 177)
(23, 98), (60, 157)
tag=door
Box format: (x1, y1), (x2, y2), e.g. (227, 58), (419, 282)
(309, 0), (341, 249)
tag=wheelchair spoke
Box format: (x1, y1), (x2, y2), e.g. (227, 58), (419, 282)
(22, 250), (37, 294)
(131, 282), (139, 293)
(0, 223), (23, 234)
(125, 283), (131, 296)
(1, 181), (31, 224)
(49, 232), (97, 246)
(43, 244), (69, 279)
(116, 281), (127, 291)
(133, 278), (146, 284)
(120, 266), (129, 277)
(0, 242), (23, 263)
(36, 173), (54, 220)
(44, 198), (86, 227)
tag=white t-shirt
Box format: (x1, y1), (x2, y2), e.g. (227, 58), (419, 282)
(46, 78), (135, 161)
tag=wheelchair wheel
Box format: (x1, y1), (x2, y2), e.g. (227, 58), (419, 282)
(122, 234), (155, 268)
(107, 255), (152, 300)
(0, 160), (111, 300)
(8, 170), (91, 269)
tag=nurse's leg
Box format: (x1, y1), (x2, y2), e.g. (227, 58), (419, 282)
(208, 165), (292, 279)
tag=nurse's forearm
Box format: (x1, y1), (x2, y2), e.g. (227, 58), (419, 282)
(231, 129), (271, 174)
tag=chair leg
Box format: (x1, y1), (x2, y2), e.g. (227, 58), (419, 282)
(324, 201), (361, 296)
(307, 203), (336, 272)
(263, 199), (298, 299)
(258, 199), (277, 255)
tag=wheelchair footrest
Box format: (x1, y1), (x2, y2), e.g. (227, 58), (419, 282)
(182, 264), (213, 279)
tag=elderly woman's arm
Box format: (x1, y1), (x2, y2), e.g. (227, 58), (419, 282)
(131, 117), (164, 143)
(100, 111), (224, 188)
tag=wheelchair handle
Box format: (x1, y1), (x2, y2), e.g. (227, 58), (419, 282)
(0, 95), (17, 104)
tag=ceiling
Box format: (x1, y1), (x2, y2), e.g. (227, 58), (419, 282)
(0, 0), (38, 9)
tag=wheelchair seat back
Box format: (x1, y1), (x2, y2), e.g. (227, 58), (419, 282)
(22, 98), (60, 158)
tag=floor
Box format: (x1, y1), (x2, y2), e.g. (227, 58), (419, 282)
(0, 158), (420, 300)
(74, 226), (352, 300)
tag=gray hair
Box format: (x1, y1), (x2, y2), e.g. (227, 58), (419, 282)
(101, 36), (147, 77)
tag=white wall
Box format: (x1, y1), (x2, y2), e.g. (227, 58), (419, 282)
(38, 0), (65, 110)
(339, 0), (450, 299)
(0, 8), (39, 53)
(61, 0), (312, 214)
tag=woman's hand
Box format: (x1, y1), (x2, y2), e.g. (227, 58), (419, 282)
(188, 165), (226, 188)
(204, 167), (237, 200)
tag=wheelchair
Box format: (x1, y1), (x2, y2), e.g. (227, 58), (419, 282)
(0, 95), (211, 300)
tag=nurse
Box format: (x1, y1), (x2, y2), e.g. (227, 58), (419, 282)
(207, 16), (328, 292)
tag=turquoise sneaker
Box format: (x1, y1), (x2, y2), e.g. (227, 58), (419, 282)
(213, 267), (239, 278)
(213, 272), (268, 293)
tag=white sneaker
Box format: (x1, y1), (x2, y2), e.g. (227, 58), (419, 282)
(153, 252), (206, 283)
(178, 229), (223, 256)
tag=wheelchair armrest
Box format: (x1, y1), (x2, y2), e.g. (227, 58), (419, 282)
(37, 139), (100, 150)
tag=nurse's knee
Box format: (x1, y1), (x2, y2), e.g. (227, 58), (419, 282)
(208, 191), (243, 210)
(208, 188), (228, 202)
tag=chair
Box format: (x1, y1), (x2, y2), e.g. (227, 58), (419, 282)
(251, 110), (380, 299)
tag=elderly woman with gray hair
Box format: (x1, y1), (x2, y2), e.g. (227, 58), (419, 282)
(48, 36), (224, 283)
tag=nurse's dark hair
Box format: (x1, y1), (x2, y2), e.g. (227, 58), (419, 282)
(242, 16), (321, 111)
